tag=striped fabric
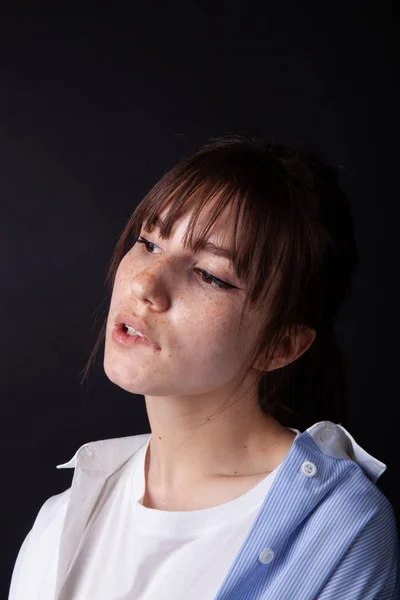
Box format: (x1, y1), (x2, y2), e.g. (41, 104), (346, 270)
(213, 426), (399, 599)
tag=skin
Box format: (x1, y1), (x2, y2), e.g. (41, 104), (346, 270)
(104, 197), (316, 510)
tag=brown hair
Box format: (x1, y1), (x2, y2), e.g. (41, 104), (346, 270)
(81, 134), (359, 432)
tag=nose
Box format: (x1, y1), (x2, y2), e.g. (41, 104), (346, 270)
(130, 256), (172, 310)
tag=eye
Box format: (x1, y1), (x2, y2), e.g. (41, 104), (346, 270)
(135, 237), (160, 254)
(135, 237), (233, 291)
(195, 269), (233, 290)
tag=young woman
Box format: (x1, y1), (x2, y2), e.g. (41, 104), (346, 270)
(9, 135), (399, 599)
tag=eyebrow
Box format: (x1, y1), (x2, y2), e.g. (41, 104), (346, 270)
(144, 216), (235, 263)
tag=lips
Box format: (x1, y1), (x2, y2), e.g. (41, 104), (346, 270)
(114, 312), (160, 349)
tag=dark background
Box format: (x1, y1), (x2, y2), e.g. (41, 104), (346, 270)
(1, 5), (398, 597)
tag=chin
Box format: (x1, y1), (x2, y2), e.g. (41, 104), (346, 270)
(103, 356), (136, 391)
(102, 356), (158, 395)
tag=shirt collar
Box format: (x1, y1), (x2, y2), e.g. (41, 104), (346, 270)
(306, 421), (386, 483)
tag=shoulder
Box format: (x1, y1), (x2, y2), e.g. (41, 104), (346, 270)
(23, 487), (71, 553)
(301, 424), (398, 575)
(299, 421), (396, 527)
(276, 421), (398, 553)
(8, 489), (71, 600)
(313, 474), (400, 597)
(56, 432), (150, 471)
(34, 488), (71, 529)
(271, 423), (399, 597)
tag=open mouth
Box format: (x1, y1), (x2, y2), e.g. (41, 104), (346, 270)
(120, 323), (144, 338)
(112, 323), (160, 350)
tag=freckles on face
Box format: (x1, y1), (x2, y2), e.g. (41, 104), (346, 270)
(104, 234), (253, 396)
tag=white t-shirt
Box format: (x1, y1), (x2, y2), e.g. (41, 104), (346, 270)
(48, 430), (299, 600)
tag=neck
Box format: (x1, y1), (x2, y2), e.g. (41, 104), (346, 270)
(143, 389), (294, 495)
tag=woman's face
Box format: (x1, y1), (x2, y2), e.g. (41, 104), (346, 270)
(104, 200), (262, 397)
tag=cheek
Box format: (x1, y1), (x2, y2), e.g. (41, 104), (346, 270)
(115, 255), (134, 282)
(108, 276), (123, 310)
(110, 259), (134, 299)
(173, 301), (240, 356)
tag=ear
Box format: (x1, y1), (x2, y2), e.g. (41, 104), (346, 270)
(254, 326), (317, 373)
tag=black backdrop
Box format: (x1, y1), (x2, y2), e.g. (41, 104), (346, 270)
(1, 6), (398, 597)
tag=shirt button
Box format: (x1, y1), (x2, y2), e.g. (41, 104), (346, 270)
(301, 461), (317, 477)
(320, 425), (334, 441)
(259, 548), (274, 564)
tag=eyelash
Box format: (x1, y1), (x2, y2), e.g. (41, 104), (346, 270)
(133, 237), (233, 291)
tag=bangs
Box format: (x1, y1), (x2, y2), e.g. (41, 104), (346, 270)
(142, 181), (246, 277)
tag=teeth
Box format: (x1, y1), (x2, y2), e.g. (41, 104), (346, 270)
(125, 324), (144, 337)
